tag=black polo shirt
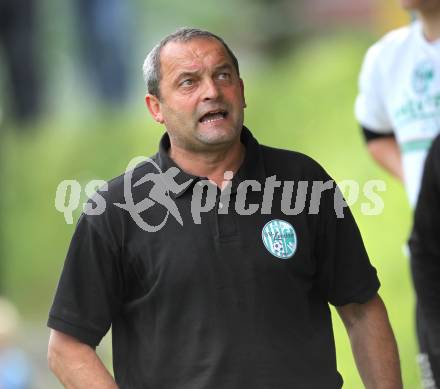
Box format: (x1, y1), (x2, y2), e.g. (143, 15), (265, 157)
(48, 127), (380, 389)
(409, 134), (440, 377)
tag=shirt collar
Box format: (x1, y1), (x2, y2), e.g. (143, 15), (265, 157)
(230, 126), (266, 194)
(154, 126), (266, 199)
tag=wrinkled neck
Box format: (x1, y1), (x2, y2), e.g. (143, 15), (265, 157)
(169, 140), (246, 188)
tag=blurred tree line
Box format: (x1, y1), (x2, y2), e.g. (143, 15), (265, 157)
(0, 0), (409, 128)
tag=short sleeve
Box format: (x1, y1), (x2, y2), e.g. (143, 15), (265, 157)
(316, 181), (380, 306)
(48, 214), (123, 347)
(354, 42), (393, 133)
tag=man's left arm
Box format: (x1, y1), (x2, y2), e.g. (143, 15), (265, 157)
(336, 294), (403, 389)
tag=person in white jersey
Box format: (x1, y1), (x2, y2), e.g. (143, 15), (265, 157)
(355, 1), (440, 387)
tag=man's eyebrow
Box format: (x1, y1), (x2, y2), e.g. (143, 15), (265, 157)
(173, 64), (233, 83)
(215, 63), (233, 71)
(174, 70), (200, 82)
(177, 70), (199, 77)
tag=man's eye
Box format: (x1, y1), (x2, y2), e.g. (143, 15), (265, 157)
(217, 72), (231, 80)
(180, 79), (194, 87)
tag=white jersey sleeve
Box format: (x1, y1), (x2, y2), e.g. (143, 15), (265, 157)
(355, 42), (393, 134)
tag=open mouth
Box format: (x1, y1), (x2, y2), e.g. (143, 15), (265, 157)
(199, 110), (228, 124)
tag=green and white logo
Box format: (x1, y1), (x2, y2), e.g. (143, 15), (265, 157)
(412, 61), (435, 94)
(261, 219), (297, 259)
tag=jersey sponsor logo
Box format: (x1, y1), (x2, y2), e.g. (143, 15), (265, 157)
(261, 219), (297, 259)
(412, 60), (435, 94)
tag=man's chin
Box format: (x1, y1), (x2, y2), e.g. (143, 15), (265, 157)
(196, 125), (241, 146)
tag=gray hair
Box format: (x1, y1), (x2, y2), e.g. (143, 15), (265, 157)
(142, 27), (240, 99)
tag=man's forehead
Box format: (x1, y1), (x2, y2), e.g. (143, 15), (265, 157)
(160, 37), (232, 72)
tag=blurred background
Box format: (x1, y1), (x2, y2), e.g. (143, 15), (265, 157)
(0, 0), (416, 387)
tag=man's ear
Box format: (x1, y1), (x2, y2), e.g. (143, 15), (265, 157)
(240, 78), (247, 108)
(145, 94), (164, 123)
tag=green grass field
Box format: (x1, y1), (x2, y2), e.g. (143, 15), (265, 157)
(1, 33), (419, 387)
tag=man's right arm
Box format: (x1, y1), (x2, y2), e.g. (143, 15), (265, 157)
(48, 329), (118, 389)
(355, 39), (402, 182)
(366, 135), (403, 182)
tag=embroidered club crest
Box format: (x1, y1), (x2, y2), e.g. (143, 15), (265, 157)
(261, 219), (297, 259)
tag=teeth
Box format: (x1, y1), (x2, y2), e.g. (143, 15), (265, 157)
(201, 112), (225, 123)
(205, 118), (221, 123)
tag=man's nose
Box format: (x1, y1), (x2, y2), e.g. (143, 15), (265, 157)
(201, 78), (221, 100)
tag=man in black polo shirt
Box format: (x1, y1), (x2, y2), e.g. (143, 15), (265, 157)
(47, 28), (403, 388)
(409, 134), (440, 387)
